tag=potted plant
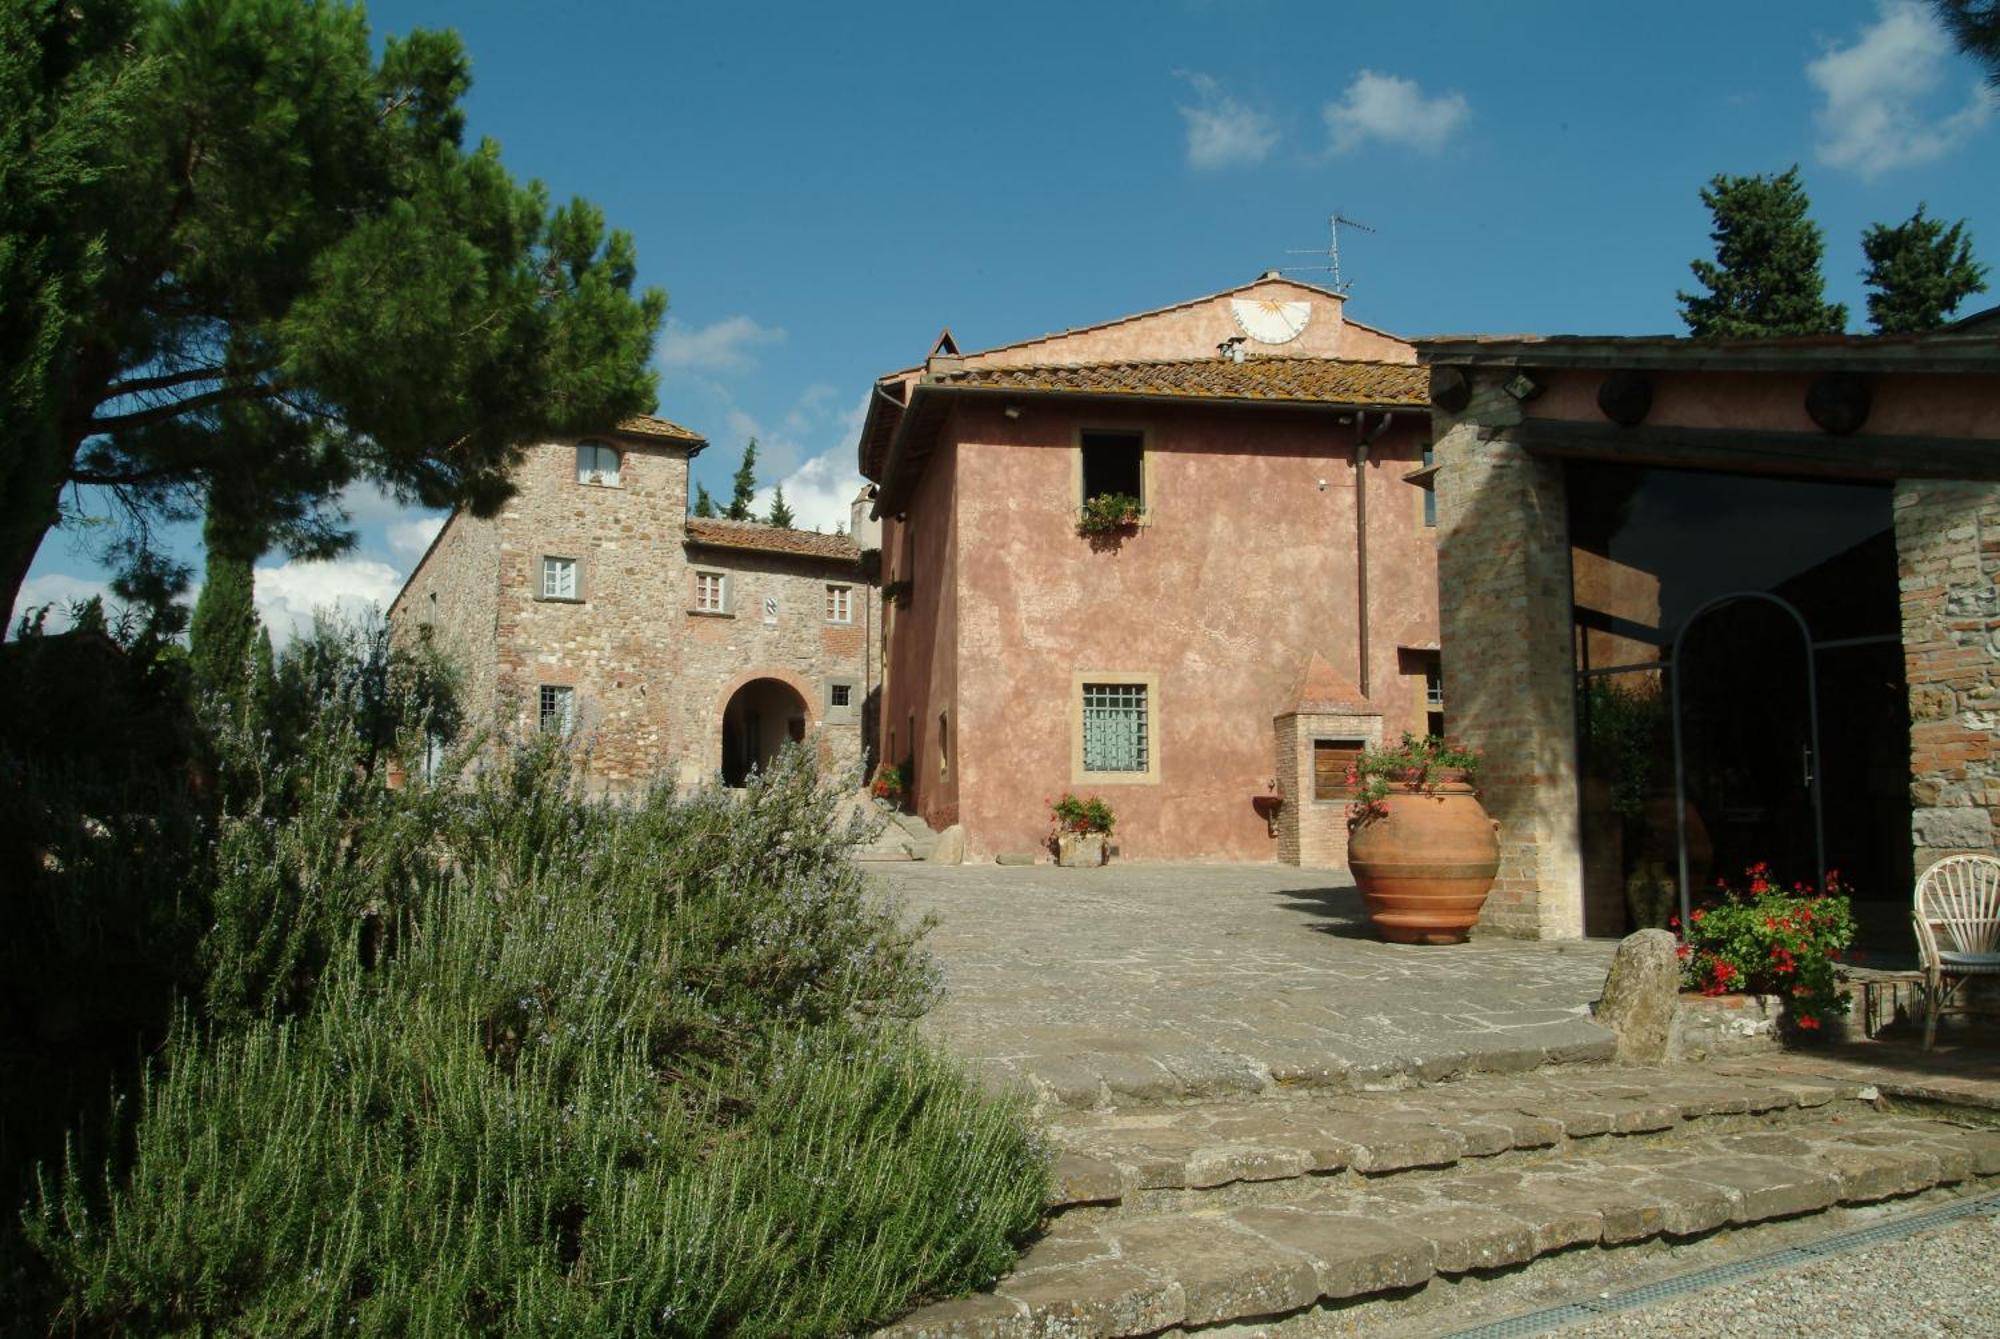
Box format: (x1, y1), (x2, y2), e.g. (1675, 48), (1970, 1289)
(1050, 792), (1114, 867)
(1676, 863), (1854, 1036)
(870, 763), (907, 807)
(1076, 493), (1143, 538)
(1346, 732), (1497, 943)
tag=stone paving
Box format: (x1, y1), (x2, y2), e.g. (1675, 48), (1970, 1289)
(867, 862), (1620, 1108)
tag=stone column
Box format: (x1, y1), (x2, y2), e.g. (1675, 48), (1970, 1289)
(1895, 479), (2000, 871)
(1431, 375), (1584, 939)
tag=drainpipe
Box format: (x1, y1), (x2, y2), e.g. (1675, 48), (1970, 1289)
(1353, 411), (1394, 699)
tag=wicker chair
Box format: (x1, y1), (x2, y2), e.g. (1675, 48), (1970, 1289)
(1912, 854), (2000, 1049)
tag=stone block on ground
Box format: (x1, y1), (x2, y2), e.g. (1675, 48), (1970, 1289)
(929, 823), (966, 865)
(1595, 928), (1682, 1064)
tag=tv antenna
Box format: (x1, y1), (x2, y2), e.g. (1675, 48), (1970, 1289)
(1284, 212), (1375, 295)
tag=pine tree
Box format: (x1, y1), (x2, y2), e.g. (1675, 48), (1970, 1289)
(1678, 167), (1848, 338)
(1861, 205), (1988, 332)
(0, 0), (665, 623)
(1936, 1), (2000, 85)
(692, 483), (716, 518)
(767, 485), (795, 529)
(725, 439), (759, 520)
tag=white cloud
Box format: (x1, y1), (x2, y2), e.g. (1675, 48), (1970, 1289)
(386, 515), (445, 566)
(751, 451), (867, 534)
(1808, 1), (1993, 177)
(254, 557), (404, 648)
(655, 315), (786, 372)
(1323, 70), (1469, 155)
(1176, 71), (1279, 169)
(10, 572), (116, 635)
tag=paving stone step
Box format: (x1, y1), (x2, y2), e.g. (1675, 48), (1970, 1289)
(882, 1112), (2000, 1338)
(1041, 1066), (1875, 1214)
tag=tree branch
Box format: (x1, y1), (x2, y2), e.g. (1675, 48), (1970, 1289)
(102, 364), (238, 398)
(68, 463), (196, 487)
(89, 381), (282, 433)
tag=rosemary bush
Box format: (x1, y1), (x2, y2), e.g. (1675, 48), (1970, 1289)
(22, 634), (1046, 1336)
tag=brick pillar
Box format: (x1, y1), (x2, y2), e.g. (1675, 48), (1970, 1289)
(1432, 377), (1584, 939)
(1896, 479), (2000, 871)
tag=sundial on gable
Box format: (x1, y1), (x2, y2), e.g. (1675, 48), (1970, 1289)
(1229, 297), (1312, 346)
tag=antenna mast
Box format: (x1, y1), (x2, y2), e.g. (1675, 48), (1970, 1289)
(1284, 212), (1376, 295)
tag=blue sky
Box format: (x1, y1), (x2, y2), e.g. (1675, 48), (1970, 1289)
(18, 0), (1999, 640)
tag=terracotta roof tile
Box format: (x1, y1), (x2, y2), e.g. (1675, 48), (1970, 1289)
(614, 413), (705, 443)
(1283, 651), (1373, 713)
(684, 517), (860, 563)
(932, 356), (1426, 407)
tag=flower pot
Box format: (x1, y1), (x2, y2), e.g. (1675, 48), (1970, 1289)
(1347, 770), (1499, 944)
(1057, 832), (1107, 867)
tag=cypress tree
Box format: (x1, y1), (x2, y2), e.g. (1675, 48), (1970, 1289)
(725, 439), (759, 520)
(692, 483), (716, 518)
(1678, 167), (1848, 337)
(189, 512), (260, 709)
(1861, 204), (1988, 332)
(767, 485), (795, 529)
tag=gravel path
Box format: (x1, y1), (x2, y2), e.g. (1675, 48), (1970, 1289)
(1555, 1210), (2000, 1337)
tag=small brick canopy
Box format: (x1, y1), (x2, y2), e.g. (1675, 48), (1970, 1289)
(1274, 652), (1383, 869)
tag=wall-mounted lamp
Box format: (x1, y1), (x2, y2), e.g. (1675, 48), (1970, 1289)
(1502, 372), (1544, 402)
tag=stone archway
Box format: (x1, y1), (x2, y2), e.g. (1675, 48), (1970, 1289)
(720, 676), (811, 786)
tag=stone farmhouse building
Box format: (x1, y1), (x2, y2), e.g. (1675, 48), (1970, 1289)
(1419, 332), (2000, 946)
(856, 274), (1443, 865)
(389, 415), (877, 793)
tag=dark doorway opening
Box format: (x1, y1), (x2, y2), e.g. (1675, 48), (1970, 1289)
(1567, 463), (1911, 956)
(722, 678), (808, 786)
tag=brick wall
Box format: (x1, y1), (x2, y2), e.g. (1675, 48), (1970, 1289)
(1273, 710), (1382, 868)
(1896, 479), (2000, 870)
(1431, 376), (1584, 939)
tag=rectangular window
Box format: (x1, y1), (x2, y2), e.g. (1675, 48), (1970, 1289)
(540, 556), (578, 600)
(1081, 681), (1149, 773)
(824, 583), (852, 623)
(1081, 429), (1144, 507)
(576, 442), (620, 485)
(830, 682), (851, 709)
(538, 685), (575, 735)
(1422, 445), (1437, 528)
(694, 570), (728, 613)
(1313, 739), (1367, 802)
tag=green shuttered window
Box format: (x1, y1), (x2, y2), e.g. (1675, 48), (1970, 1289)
(1082, 682), (1148, 772)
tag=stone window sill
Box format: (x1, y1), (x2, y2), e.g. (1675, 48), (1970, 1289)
(536, 595), (585, 605)
(688, 608), (735, 619)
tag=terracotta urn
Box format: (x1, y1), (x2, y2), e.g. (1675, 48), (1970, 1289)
(1347, 769), (1500, 944)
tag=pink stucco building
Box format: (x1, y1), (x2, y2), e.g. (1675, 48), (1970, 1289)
(856, 274), (1441, 863)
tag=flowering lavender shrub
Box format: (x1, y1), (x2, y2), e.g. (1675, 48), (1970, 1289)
(25, 639), (1045, 1335)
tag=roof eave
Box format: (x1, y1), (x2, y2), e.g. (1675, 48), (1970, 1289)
(1415, 334), (2000, 376)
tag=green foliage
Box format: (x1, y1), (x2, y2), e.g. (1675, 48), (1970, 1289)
(1349, 731), (1484, 817)
(1076, 492), (1142, 536)
(1581, 678), (1663, 822)
(1050, 792), (1115, 835)
(767, 483), (795, 529)
(19, 644), (1046, 1334)
(692, 482), (716, 517)
(188, 526), (261, 711)
(1936, 0), (2000, 85)
(725, 438), (759, 520)
(0, 0), (666, 621)
(1679, 167), (1848, 337)
(1679, 864), (1854, 1030)
(1861, 203), (1988, 332)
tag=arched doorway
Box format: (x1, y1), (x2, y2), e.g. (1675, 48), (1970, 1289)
(721, 677), (808, 786)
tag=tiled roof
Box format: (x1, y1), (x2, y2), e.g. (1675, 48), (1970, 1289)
(931, 356), (1427, 407)
(684, 516), (860, 562)
(614, 413), (705, 443)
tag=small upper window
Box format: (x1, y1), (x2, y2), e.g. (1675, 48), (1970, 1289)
(830, 682), (852, 709)
(576, 441), (621, 486)
(541, 556), (578, 600)
(694, 570), (728, 614)
(825, 584), (852, 624)
(1081, 430), (1144, 508)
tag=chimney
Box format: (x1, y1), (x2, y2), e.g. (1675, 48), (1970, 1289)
(1218, 335), (1248, 364)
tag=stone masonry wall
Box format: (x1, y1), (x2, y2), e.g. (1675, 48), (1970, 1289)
(389, 508), (501, 728)
(1896, 479), (2000, 870)
(1274, 710), (1383, 868)
(672, 547), (874, 787)
(1432, 376), (1584, 939)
